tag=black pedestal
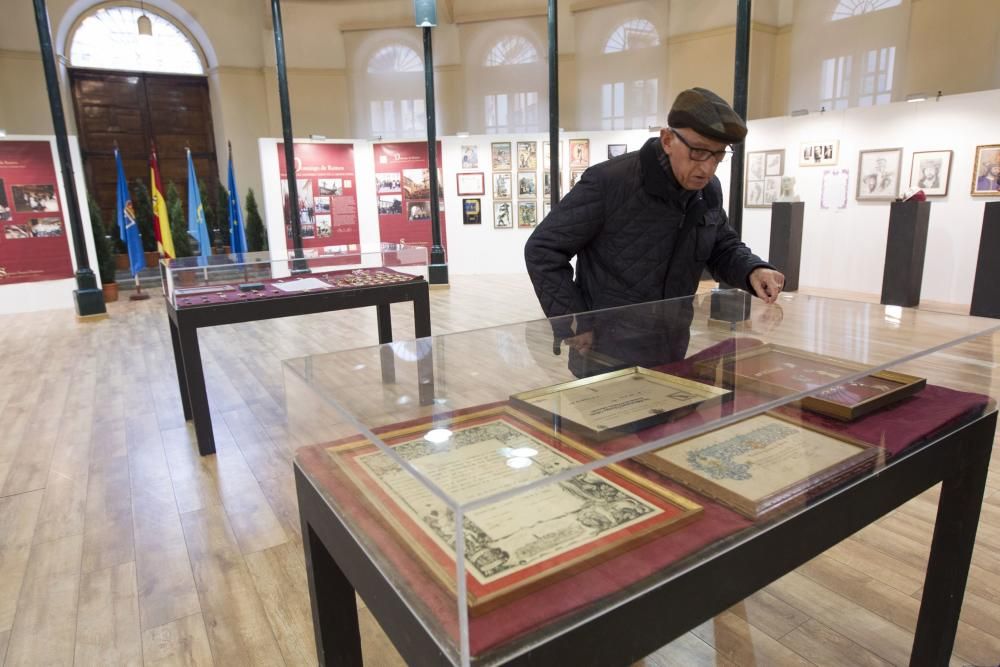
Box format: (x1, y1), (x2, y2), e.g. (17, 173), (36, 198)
(768, 202), (804, 292)
(880, 201), (930, 308)
(970, 202), (1000, 318)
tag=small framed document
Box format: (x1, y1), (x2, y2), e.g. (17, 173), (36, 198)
(456, 172), (485, 196)
(330, 405), (701, 613)
(510, 367), (732, 440)
(636, 413), (878, 519)
(695, 344), (925, 421)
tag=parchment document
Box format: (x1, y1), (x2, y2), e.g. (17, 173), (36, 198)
(520, 373), (723, 432)
(356, 420), (664, 585)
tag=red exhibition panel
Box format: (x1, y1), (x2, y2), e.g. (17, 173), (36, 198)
(277, 142), (361, 252)
(373, 142), (447, 252)
(0, 141), (74, 284)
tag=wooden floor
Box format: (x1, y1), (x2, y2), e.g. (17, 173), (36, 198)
(0, 274), (997, 667)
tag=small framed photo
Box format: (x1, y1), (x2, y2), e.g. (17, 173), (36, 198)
(492, 142), (512, 170)
(517, 172), (537, 197)
(543, 201), (552, 218)
(908, 150), (952, 197)
(518, 201), (538, 228)
(493, 172), (512, 200)
(799, 141), (839, 167)
(971, 144), (1000, 196)
(461, 145), (479, 169)
(543, 141), (561, 164)
(494, 201), (514, 228)
(456, 172), (485, 196)
(569, 169), (586, 189)
(407, 200), (432, 222)
(569, 139), (590, 168)
(517, 141), (537, 170)
(462, 198), (481, 224)
(856, 148), (903, 201)
(607, 144), (627, 159)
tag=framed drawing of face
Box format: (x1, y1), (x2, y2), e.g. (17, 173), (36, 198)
(971, 144), (1000, 196)
(856, 148), (902, 201)
(908, 150), (952, 197)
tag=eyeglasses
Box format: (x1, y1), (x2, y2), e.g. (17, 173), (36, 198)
(670, 129), (733, 163)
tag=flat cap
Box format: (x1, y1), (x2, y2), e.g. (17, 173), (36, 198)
(668, 87), (747, 144)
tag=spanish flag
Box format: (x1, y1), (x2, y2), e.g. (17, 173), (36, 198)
(150, 144), (176, 258)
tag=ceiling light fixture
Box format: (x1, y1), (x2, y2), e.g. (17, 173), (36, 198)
(905, 92), (927, 103)
(137, 0), (152, 36)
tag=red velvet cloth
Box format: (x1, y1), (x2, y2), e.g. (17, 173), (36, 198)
(295, 337), (991, 657)
(173, 266), (418, 308)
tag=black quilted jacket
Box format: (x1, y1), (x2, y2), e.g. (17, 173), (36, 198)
(525, 137), (770, 339)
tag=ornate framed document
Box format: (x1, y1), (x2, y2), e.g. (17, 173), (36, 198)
(329, 405), (701, 613)
(695, 344), (925, 421)
(510, 367), (732, 440)
(636, 413), (878, 519)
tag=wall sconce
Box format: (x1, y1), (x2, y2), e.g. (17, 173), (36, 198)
(137, 0), (152, 36)
(790, 109), (809, 117)
(905, 92), (927, 103)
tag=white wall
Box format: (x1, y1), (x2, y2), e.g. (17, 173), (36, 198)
(742, 88), (1000, 306)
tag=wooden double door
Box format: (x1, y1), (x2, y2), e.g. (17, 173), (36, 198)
(70, 68), (219, 235)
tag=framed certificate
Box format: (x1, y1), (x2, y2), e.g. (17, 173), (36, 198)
(636, 413), (878, 519)
(695, 344), (925, 421)
(330, 405), (701, 613)
(456, 172), (485, 196)
(510, 367), (732, 440)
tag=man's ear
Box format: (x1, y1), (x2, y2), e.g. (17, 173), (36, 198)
(660, 129), (672, 155)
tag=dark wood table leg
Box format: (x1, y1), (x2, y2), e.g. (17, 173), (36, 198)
(910, 436), (993, 665)
(413, 286), (431, 338)
(412, 287), (435, 405)
(168, 314), (192, 419)
(302, 520), (364, 666)
(177, 323), (216, 456)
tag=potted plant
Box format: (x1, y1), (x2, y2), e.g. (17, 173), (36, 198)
(88, 193), (118, 302)
(245, 188), (267, 251)
(132, 179), (159, 267)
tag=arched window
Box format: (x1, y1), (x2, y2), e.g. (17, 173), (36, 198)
(603, 19), (660, 54)
(367, 44), (423, 73)
(831, 0), (902, 21)
(69, 6), (203, 74)
(485, 36), (539, 67)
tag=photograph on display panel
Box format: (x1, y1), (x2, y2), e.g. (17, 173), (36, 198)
(461, 144), (479, 169)
(569, 139), (590, 168)
(517, 141), (537, 170)
(402, 169), (431, 199)
(971, 144), (1000, 195)
(315, 214), (332, 238)
(518, 173), (537, 197)
(492, 142), (512, 170)
(494, 201), (513, 228)
(908, 150), (952, 196)
(493, 173), (512, 200)
(408, 200), (432, 222)
(375, 173), (401, 194)
(282, 178), (314, 229)
(0, 179), (10, 221)
(11, 184), (58, 213)
(856, 148), (902, 201)
(799, 141), (838, 167)
(314, 196), (331, 214)
(328, 405), (701, 613)
(378, 195), (402, 215)
(319, 179), (344, 196)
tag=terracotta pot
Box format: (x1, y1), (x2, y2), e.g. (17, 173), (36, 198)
(114, 254), (130, 271)
(145, 251), (161, 267)
(102, 282), (119, 303)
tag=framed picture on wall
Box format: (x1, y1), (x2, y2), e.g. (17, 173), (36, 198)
(971, 144), (1000, 196)
(820, 169), (850, 210)
(569, 139), (590, 168)
(494, 201), (514, 228)
(908, 150), (952, 197)
(493, 172), (512, 200)
(518, 172), (537, 197)
(745, 149), (785, 208)
(856, 148), (902, 201)
(569, 169), (586, 189)
(517, 141), (537, 170)
(608, 144), (627, 159)
(492, 142), (512, 170)
(456, 172), (485, 196)
(518, 202), (538, 228)
(799, 141), (839, 167)
(462, 198), (481, 224)
(461, 145), (479, 169)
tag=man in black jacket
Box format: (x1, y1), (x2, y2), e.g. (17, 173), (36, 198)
(525, 87), (783, 366)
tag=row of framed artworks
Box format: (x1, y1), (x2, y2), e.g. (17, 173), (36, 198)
(748, 143), (1000, 206)
(461, 198), (552, 228)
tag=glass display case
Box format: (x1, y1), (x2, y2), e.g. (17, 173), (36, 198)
(287, 290), (999, 666)
(159, 244), (430, 309)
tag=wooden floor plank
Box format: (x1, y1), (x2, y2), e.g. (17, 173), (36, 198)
(4, 534), (83, 666)
(690, 610), (814, 665)
(0, 490), (44, 632)
(779, 619), (893, 667)
(244, 541), (317, 665)
(75, 561), (142, 666)
(639, 631), (736, 667)
(726, 589), (811, 641)
(141, 613), (215, 666)
(82, 456), (135, 574)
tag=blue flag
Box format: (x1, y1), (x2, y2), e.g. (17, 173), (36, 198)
(227, 148), (248, 254)
(115, 148), (145, 277)
(186, 150), (212, 258)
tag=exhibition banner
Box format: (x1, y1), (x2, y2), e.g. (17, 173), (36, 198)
(373, 141), (447, 253)
(0, 140), (74, 284)
(277, 142), (361, 252)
